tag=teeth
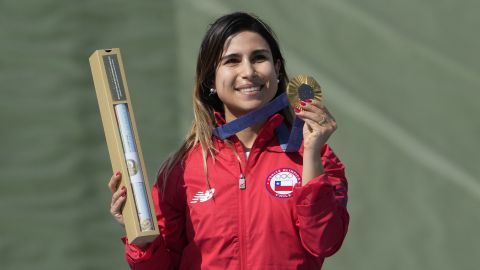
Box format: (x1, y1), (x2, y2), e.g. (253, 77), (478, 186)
(239, 86), (261, 93)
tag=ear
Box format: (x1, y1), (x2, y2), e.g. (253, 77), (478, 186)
(275, 60), (281, 78)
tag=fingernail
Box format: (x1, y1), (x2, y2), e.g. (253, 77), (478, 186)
(300, 101), (306, 106)
(116, 171), (121, 176)
(293, 107), (301, 113)
(305, 99), (313, 103)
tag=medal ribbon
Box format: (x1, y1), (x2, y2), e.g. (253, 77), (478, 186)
(212, 92), (304, 152)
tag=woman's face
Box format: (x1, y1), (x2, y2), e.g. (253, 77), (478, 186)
(214, 31), (280, 121)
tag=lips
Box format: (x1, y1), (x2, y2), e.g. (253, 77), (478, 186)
(236, 84), (264, 94)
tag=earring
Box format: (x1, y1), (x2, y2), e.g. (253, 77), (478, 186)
(209, 88), (216, 95)
(277, 79), (280, 83)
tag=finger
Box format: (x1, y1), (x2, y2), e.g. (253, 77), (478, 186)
(321, 105), (336, 122)
(303, 118), (336, 143)
(305, 98), (322, 108)
(111, 186), (127, 206)
(295, 107), (327, 123)
(319, 105), (337, 130)
(299, 100), (323, 114)
(301, 102), (337, 127)
(298, 110), (337, 132)
(111, 205), (125, 223)
(300, 98), (329, 112)
(111, 191), (126, 214)
(108, 171), (122, 193)
(310, 102), (336, 124)
(303, 118), (328, 131)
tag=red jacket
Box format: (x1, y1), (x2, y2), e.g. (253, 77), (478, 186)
(123, 114), (349, 269)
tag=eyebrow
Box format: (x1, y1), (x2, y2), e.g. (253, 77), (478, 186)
(220, 49), (271, 61)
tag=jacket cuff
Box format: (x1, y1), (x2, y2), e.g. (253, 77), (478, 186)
(293, 174), (336, 217)
(121, 236), (158, 263)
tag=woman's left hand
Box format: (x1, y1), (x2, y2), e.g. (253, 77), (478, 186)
(294, 99), (337, 152)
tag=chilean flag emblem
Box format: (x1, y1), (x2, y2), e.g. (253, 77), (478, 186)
(274, 180), (294, 191)
(266, 168), (301, 198)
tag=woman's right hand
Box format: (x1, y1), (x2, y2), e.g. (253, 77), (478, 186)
(108, 171), (127, 226)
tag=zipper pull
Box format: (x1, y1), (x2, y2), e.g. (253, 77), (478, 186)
(239, 173), (246, 190)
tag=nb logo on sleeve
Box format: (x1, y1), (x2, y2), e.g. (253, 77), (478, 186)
(190, 188), (215, 204)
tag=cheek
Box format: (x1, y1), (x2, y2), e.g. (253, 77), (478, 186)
(262, 65), (277, 86)
(259, 63), (277, 80)
(215, 69), (235, 90)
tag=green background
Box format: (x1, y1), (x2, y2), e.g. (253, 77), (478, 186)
(1, 0), (479, 269)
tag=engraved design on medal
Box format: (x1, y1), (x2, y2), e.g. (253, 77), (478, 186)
(287, 75), (323, 110)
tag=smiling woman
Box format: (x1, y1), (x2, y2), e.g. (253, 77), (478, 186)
(215, 31), (280, 120)
(107, 11), (349, 270)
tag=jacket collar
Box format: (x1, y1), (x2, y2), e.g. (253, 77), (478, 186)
(214, 111), (226, 126)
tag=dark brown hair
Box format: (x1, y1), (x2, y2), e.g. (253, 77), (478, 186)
(160, 12), (293, 191)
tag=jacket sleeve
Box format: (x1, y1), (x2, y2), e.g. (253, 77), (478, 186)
(293, 144), (349, 258)
(123, 165), (187, 269)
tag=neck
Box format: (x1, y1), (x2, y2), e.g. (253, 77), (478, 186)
(224, 110), (265, 149)
(235, 121), (263, 149)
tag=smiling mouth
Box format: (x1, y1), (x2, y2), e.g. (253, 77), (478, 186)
(237, 85), (264, 94)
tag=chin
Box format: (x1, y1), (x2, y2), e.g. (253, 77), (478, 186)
(224, 94), (276, 118)
(234, 101), (268, 115)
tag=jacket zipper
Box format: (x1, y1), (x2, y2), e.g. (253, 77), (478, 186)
(239, 173), (246, 190)
(232, 141), (248, 270)
(239, 177), (247, 270)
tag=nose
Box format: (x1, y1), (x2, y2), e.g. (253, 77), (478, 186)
(240, 59), (256, 79)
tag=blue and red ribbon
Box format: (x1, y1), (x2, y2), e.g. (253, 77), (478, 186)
(212, 93), (304, 152)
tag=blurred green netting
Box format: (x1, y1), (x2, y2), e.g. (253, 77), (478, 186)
(1, 0), (479, 269)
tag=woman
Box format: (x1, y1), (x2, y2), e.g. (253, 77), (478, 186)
(108, 12), (349, 269)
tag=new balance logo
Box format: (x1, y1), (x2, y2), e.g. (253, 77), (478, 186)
(190, 188), (215, 204)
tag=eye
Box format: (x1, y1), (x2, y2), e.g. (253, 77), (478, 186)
(223, 58), (240, 65)
(252, 54), (268, 62)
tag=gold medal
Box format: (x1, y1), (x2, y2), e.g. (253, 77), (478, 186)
(286, 75), (322, 110)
